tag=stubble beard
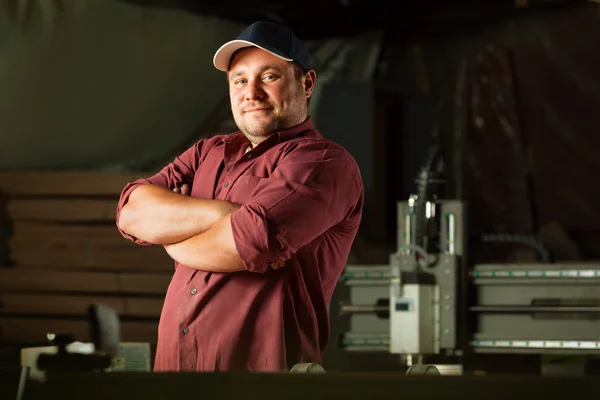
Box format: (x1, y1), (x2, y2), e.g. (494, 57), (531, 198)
(235, 108), (305, 145)
(238, 115), (283, 144)
(234, 89), (308, 145)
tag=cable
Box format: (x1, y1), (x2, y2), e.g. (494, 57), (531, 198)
(480, 233), (552, 264)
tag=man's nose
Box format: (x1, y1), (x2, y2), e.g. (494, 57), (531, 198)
(245, 82), (265, 101)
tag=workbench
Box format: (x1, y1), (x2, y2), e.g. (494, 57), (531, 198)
(19, 371), (600, 400)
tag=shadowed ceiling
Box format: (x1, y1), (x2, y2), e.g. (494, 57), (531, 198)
(120, 0), (587, 39)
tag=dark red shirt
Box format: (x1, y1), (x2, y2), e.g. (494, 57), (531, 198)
(116, 118), (363, 372)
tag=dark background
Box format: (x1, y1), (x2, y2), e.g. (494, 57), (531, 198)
(0, 0), (598, 373)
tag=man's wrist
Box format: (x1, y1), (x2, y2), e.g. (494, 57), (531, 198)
(212, 199), (241, 219)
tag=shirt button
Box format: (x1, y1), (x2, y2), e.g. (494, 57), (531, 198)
(182, 328), (190, 335)
(224, 182), (229, 187)
(190, 288), (197, 295)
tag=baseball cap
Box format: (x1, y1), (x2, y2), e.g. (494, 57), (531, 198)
(213, 21), (312, 72)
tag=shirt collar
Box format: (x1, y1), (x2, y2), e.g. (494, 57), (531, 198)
(224, 117), (317, 147)
(274, 117), (316, 143)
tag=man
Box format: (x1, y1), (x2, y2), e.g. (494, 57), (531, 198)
(116, 21), (364, 372)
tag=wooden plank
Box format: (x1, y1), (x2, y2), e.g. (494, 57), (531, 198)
(0, 268), (119, 293)
(0, 268), (172, 295)
(0, 317), (89, 344)
(127, 298), (164, 318)
(12, 222), (124, 242)
(0, 293), (164, 318)
(8, 222), (173, 271)
(120, 273), (173, 294)
(0, 316), (158, 344)
(10, 241), (174, 270)
(7, 199), (118, 222)
(0, 172), (145, 196)
(0, 293), (126, 316)
(10, 235), (135, 253)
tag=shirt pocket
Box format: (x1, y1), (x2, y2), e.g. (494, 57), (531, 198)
(227, 175), (262, 204)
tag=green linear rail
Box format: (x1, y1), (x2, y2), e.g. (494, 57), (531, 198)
(342, 338), (389, 346)
(344, 271), (391, 280)
(472, 269), (600, 279)
(472, 340), (600, 349)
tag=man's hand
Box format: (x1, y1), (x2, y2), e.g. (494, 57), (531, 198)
(170, 183), (285, 271)
(269, 260), (286, 270)
(172, 183), (191, 196)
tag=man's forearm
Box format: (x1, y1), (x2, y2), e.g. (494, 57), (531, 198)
(118, 184), (240, 245)
(163, 214), (246, 273)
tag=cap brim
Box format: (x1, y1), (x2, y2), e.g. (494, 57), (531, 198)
(213, 40), (293, 72)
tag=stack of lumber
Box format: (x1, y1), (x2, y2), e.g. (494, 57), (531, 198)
(0, 171), (174, 346)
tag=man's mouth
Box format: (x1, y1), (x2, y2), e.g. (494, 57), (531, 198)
(245, 107), (272, 113)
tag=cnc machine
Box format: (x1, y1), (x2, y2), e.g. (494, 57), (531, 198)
(337, 149), (600, 374)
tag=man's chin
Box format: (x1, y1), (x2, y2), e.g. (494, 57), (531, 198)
(244, 122), (278, 138)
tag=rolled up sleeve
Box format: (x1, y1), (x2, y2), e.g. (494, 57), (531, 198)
(230, 140), (363, 273)
(116, 141), (205, 245)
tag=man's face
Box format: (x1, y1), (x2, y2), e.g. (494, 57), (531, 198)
(228, 47), (315, 145)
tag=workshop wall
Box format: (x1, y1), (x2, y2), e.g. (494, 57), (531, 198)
(0, 1), (242, 171)
(426, 2), (600, 260)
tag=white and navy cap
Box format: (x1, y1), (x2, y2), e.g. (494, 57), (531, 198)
(213, 21), (312, 72)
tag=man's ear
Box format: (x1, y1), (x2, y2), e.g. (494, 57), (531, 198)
(304, 70), (317, 99)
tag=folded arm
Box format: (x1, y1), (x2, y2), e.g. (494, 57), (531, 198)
(118, 184), (240, 245)
(164, 141), (364, 273)
(116, 138), (240, 246)
(163, 213), (245, 272)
